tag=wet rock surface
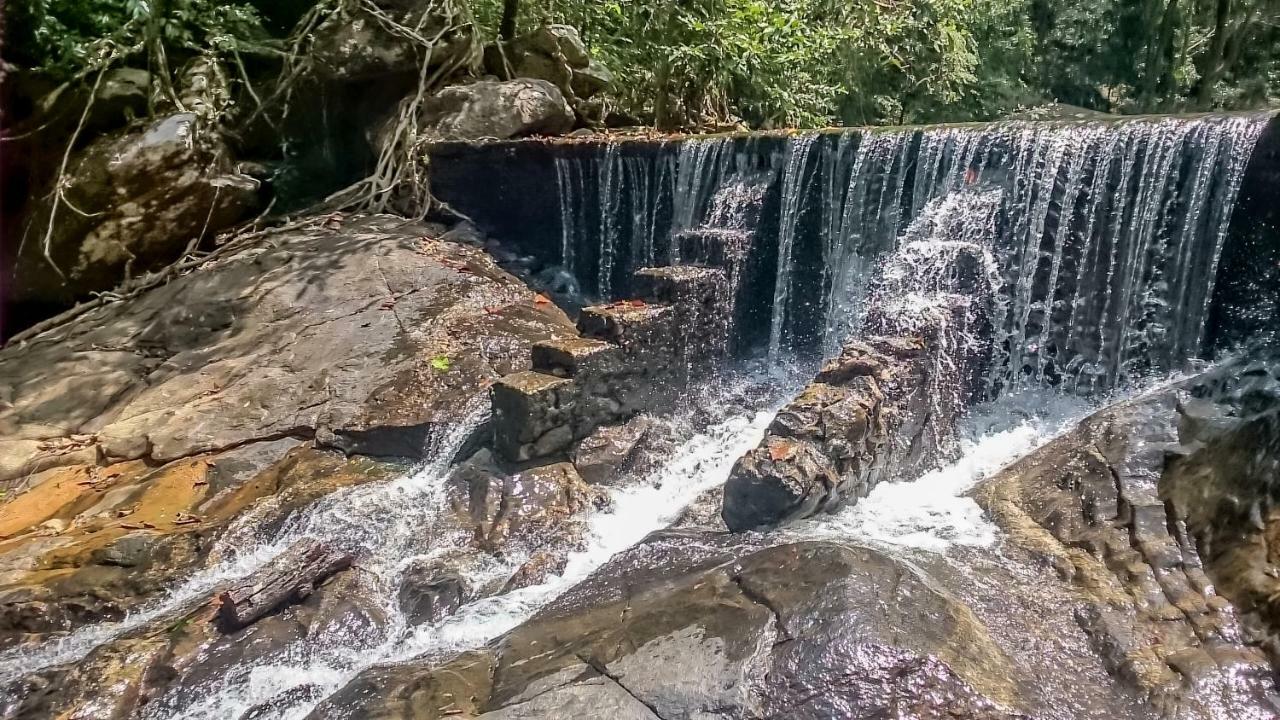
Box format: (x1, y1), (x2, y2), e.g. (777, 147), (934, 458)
(0, 214), (575, 644)
(571, 415), (655, 485)
(972, 354), (1280, 718)
(311, 534), (1028, 720)
(722, 336), (934, 531)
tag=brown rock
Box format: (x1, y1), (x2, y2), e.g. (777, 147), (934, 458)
(10, 112), (259, 306)
(572, 415), (653, 485)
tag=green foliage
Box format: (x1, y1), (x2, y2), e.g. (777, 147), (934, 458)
(475, 0), (1276, 128)
(1031, 0), (1280, 113)
(8, 0), (1277, 130)
(6, 0), (268, 79)
(474, 0), (1036, 128)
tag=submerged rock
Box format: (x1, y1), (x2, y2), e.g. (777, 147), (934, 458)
(398, 561), (470, 626)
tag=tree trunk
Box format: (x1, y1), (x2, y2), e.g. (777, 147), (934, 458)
(1141, 0), (1180, 109)
(1196, 0), (1233, 107)
(215, 539), (353, 632)
(500, 0), (520, 42)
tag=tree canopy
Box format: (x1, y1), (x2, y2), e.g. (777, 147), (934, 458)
(473, 0), (1280, 128)
(3, 0), (1278, 131)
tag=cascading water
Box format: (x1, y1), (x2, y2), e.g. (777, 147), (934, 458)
(546, 114), (1268, 392)
(0, 399), (493, 685)
(596, 143), (622, 297)
(0, 372), (800, 720)
(862, 190), (1004, 454)
(872, 116), (1264, 393)
(12, 114), (1263, 718)
(820, 131), (917, 353)
(767, 134), (818, 362)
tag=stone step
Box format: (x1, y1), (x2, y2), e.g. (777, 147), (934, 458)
(672, 228), (750, 268)
(632, 266), (728, 306)
(491, 370), (576, 462)
(577, 301), (678, 352)
(531, 336), (621, 378)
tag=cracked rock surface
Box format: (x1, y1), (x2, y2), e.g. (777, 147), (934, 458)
(972, 355), (1280, 719)
(310, 533), (1029, 720)
(0, 214), (576, 642)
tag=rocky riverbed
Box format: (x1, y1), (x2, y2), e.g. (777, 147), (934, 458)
(1, 198), (1278, 720)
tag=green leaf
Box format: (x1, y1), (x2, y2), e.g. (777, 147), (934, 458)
(431, 355), (453, 372)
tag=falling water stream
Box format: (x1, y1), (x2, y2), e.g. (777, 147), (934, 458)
(3, 114), (1273, 718)
(550, 114), (1267, 390)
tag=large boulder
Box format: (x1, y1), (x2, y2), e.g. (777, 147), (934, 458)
(308, 0), (478, 83)
(10, 112), (260, 306)
(420, 79), (574, 141)
(0, 214), (577, 642)
(481, 23), (612, 128)
(312, 536), (1028, 720)
(971, 354), (1280, 714)
(516, 25), (590, 69)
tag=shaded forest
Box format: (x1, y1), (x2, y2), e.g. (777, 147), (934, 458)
(3, 0), (1278, 132)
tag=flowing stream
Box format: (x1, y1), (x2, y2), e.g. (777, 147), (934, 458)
(3, 113), (1274, 719)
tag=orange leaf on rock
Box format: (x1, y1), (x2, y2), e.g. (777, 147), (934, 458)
(626, 299), (646, 308)
(768, 439), (796, 462)
(533, 293), (552, 305)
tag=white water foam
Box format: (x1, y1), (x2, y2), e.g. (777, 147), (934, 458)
(791, 389), (1094, 553)
(0, 399), (491, 686)
(142, 388), (787, 720)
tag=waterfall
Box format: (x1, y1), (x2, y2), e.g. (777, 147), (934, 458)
(672, 138), (734, 232)
(545, 113), (1268, 393)
(596, 143), (622, 297)
(819, 114), (1267, 392)
(767, 134), (818, 362)
(820, 130), (916, 353)
(554, 157), (578, 276)
(864, 190), (1004, 451)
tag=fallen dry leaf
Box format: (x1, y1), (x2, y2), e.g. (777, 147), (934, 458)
(768, 439), (796, 462)
(533, 293), (552, 305)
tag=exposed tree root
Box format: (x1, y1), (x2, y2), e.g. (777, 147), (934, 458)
(6, 0), (479, 346)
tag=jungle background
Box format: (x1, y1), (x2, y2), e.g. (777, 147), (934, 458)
(3, 0), (1278, 132)
(0, 0), (1277, 339)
